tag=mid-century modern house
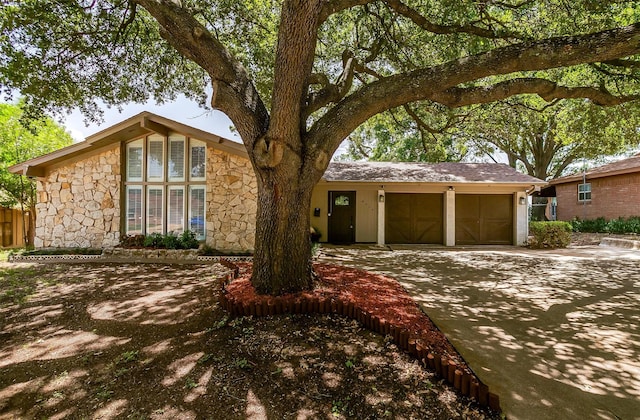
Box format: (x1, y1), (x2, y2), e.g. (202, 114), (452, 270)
(9, 112), (545, 250)
(543, 153), (640, 221)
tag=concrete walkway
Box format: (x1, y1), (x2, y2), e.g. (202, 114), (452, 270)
(319, 245), (640, 420)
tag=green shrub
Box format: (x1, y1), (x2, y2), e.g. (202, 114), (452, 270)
(143, 233), (164, 248)
(571, 217), (607, 233)
(529, 221), (572, 249)
(162, 234), (181, 249)
(571, 216), (640, 234)
(178, 230), (200, 249)
(606, 217), (640, 234)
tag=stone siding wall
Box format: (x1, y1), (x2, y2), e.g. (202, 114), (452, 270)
(35, 147), (121, 248)
(556, 172), (640, 221)
(206, 148), (257, 251)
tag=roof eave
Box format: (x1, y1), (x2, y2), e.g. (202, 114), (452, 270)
(8, 111), (248, 177)
(550, 166), (640, 185)
(319, 179), (547, 186)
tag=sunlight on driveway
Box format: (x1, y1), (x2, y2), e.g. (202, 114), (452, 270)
(320, 245), (640, 420)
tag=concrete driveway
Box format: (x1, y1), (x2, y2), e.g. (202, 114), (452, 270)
(319, 245), (640, 420)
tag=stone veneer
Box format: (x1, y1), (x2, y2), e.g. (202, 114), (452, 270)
(34, 142), (258, 251)
(206, 148), (257, 251)
(35, 146), (121, 248)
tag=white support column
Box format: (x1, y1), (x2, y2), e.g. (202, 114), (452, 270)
(515, 192), (529, 245)
(377, 189), (385, 246)
(444, 189), (456, 246)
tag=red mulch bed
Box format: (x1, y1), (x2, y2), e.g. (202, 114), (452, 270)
(222, 262), (500, 410)
(226, 264), (461, 361)
(225, 263), (464, 367)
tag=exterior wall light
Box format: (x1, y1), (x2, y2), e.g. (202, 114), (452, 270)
(378, 193), (385, 203)
(519, 196), (526, 205)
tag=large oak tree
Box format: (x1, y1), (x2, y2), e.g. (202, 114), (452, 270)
(2, 0), (640, 294)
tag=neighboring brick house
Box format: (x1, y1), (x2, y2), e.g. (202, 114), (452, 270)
(11, 112), (545, 250)
(546, 153), (640, 221)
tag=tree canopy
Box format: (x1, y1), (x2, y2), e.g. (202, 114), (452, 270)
(0, 103), (74, 245)
(342, 98), (640, 181)
(2, 0), (640, 293)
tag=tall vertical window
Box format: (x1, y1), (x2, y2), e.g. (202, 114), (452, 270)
(124, 134), (206, 238)
(126, 186), (143, 234)
(168, 187), (185, 234)
(147, 187), (164, 234)
(190, 140), (206, 180)
(578, 183), (591, 201)
(189, 186), (206, 240)
(126, 140), (143, 182)
(147, 135), (164, 181)
(168, 135), (185, 181)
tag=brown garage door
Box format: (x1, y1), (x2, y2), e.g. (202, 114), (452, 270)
(386, 193), (443, 244)
(456, 194), (513, 245)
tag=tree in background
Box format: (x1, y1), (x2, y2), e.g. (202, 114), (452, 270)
(339, 103), (470, 162)
(0, 103), (74, 246)
(342, 97), (640, 220)
(460, 99), (640, 180)
(2, 1), (640, 293)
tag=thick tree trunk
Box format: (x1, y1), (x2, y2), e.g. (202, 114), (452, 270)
(250, 171), (315, 295)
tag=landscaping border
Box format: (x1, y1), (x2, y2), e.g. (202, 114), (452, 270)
(8, 249), (254, 263)
(217, 261), (501, 413)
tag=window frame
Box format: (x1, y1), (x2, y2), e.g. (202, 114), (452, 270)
(578, 182), (591, 202)
(188, 185), (206, 241)
(123, 134), (206, 238)
(125, 185), (144, 235)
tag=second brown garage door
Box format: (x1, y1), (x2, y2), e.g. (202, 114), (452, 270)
(456, 194), (513, 245)
(386, 193), (443, 244)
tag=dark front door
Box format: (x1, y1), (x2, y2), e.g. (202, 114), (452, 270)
(456, 194), (513, 245)
(328, 191), (356, 244)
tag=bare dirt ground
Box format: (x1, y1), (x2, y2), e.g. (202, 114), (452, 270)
(0, 261), (497, 419)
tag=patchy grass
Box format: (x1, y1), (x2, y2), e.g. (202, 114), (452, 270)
(0, 262), (498, 419)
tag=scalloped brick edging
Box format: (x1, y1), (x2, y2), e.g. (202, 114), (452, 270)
(9, 254), (103, 262)
(217, 262), (501, 413)
(8, 250), (254, 263)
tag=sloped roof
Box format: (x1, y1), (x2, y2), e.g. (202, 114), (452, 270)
(9, 111), (247, 177)
(323, 161), (545, 185)
(549, 153), (640, 185)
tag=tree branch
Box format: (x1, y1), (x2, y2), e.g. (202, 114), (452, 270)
(603, 58), (640, 69)
(431, 78), (640, 107)
(319, 0), (375, 23)
(308, 23), (640, 157)
(133, 0), (269, 147)
(384, 0), (522, 39)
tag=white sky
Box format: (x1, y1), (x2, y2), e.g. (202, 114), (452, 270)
(62, 95), (241, 143)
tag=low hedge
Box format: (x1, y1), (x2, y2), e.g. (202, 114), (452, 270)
(529, 221), (572, 249)
(571, 217), (640, 234)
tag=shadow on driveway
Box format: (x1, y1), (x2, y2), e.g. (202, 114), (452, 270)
(319, 245), (640, 420)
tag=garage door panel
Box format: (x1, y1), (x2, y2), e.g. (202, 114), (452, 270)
(482, 219), (512, 244)
(414, 219), (442, 243)
(386, 193), (443, 244)
(386, 219), (412, 243)
(456, 194), (513, 245)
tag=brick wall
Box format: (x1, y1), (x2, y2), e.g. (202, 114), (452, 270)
(556, 172), (640, 220)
